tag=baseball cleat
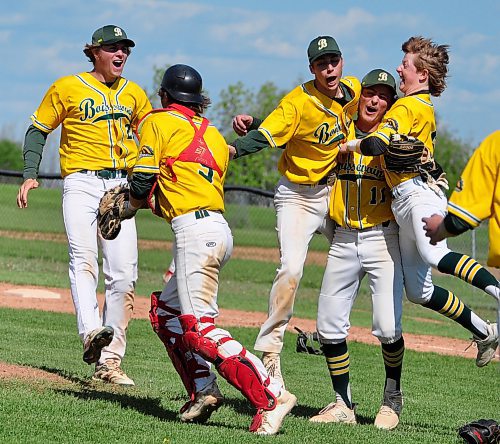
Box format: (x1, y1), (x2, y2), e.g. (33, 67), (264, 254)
(374, 390), (403, 430)
(92, 361), (135, 386)
(262, 352), (285, 389)
(82, 326), (114, 364)
(250, 389), (297, 435)
(473, 322), (498, 367)
(180, 381), (223, 423)
(309, 402), (357, 424)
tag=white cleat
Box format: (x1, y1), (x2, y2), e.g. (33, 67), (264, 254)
(250, 389), (297, 435)
(309, 402), (357, 424)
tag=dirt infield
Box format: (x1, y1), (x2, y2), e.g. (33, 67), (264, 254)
(1, 282), (498, 381)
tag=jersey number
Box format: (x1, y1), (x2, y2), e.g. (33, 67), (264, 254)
(125, 123), (133, 139)
(198, 166), (214, 183)
(369, 187), (386, 205)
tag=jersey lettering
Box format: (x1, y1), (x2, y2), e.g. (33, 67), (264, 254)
(314, 122), (344, 145)
(79, 98), (133, 122)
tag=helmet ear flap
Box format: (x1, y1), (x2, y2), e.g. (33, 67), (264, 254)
(161, 64), (204, 105)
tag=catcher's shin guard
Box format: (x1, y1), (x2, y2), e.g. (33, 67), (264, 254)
(179, 314), (277, 411)
(149, 292), (211, 399)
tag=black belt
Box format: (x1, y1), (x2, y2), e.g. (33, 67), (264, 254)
(79, 169), (128, 179)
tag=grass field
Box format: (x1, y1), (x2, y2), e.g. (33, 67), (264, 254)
(0, 308), (498, 444)
(0, 182), (498, 443)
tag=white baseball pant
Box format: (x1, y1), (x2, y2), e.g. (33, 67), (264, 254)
(391, 176), (453, 304)
(158, 210), (281, 396)
(63, 172), (137, 364)
(317, 221), (403, 344)
(254, 176), (334, 353)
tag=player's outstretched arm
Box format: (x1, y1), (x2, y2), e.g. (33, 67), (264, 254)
(16, 178), (39, 209)
(232, 114), (254, 136)
(422, 214), (452, 245)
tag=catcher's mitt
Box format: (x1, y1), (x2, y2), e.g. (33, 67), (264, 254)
(384, 133), (431, 173)
(98, 184), (136, 240)
(294, 327), (323, 356)
(458, 419), (500, 443)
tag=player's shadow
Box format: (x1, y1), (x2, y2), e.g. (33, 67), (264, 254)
(32, 365), (177, 421)
(56, 386), (177, 421)
(291, 404), (373, 425)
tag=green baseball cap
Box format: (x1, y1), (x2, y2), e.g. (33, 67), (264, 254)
(91, 25), (135, 47)
(361, 69), (397, 97)
(308, 36), (341, 63)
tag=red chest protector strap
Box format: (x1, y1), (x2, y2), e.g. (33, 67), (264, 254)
(163, 103), (223, 183)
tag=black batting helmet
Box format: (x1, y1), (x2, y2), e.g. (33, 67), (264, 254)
(161, 64), (203, 105)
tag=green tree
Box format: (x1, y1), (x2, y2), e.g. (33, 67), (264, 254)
(145, 64), (171, 108)
(434, 124), (473, 196)
(210, 81), (291, 189)
(0, 139), (23, 170)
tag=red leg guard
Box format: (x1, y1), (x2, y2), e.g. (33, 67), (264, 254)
(218, 355), (276, 411)
(150, 294), (210, 399)
(179, 314), (276, 411)
(179, 314), (220, 362)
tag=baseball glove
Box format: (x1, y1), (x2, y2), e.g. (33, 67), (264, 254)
(98, 184), (136, 240)
(458, 419), (500, 443)
(384, 133), (431, 173)
(294, 327), (323, 356)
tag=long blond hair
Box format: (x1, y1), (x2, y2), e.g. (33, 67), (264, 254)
(402, 36), (449, 97)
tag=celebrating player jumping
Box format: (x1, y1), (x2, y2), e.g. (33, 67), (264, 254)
(17, 25), (152, 385)
(341, 36), (498, 365)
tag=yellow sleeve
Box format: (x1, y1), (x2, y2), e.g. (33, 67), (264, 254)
(368, 100), (414, 145)
(258, 97), (300, 148)
(31, 82), (67, 133)
(131, 88), (153, 129)
(134, 117), (163, 175)
(448, 132), (499, 226)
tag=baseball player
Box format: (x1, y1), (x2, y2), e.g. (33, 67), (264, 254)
(126, 64), (296, 435)
(310, 69), (405, 430)
(423, 130), (500, 350)
(342, 36), (498, 366)
(16, 25), (152, 385)
(231, 36), (361, 386)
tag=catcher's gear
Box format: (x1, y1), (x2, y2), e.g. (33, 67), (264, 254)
(147, 178), (163, 217)
(161, 64), (203, 105)
(458, 419), (500, 443)
(294, 327), (323, 356)
(98, 184), (136, 240)
(179, 314), (276, 411)
(384, 133), (432, 173)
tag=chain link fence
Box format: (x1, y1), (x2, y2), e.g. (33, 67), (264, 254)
(0, 169), (485, 265)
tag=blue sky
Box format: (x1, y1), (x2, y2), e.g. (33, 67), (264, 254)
(2, 0), (499, 153)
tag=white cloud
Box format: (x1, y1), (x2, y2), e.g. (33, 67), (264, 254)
(0, 13), (25, 25)
(0, 30), (11, 43)
(457, 32), (488, 48)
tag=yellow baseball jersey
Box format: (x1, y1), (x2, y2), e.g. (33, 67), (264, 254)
(258, 77), (361, 184)
(134, 108), (228, 223)
(366, 93), (436, 189)
(448, 131), (500, 267)
(330, 123), (394, 229)
(31, 72), (152, 177)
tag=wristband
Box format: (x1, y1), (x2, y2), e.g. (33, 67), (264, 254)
(346, 139), (361, 153)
